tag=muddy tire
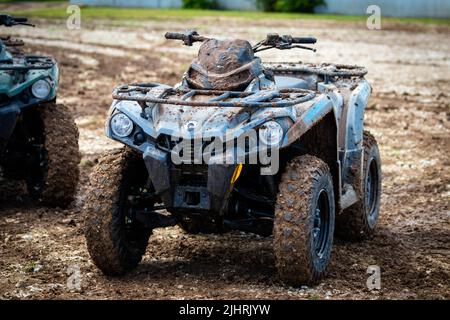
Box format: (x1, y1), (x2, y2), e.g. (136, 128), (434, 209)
(274, 155), (335, 286)
(85, 147), (152, 276)
(27, 102), (80, 207)
(336, 131), (381, 241)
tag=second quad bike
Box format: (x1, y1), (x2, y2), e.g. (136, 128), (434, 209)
(85, 31), (381, 285)
(0, 14), (80, 207)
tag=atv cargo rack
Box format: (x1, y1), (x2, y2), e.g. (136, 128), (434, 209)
(112, 84), (316, 108)
(0, 36), (24, 47)
(0, 55), (55, 70)
(265, 62), (367, 77)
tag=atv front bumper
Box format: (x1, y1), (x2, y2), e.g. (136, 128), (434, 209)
(143, 144), (238, 216)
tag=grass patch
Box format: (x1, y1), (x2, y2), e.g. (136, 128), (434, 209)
(23, 260), (42, 273)
(4, 5), (450, 25)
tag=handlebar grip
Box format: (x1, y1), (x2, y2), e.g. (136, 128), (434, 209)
(292, 37), (317, 44)
(13, 17), (28, 23)
(165, 32), (184, 40)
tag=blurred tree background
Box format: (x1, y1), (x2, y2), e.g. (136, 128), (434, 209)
(272, 0), (325, 13)
(182, 0), (219, 9)
(183, 0), (325, 12)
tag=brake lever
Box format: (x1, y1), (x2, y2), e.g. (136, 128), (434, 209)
(254, 44), (316, 53)
(277, 42), (292, 50)
(291, 45), (316, 52)
(17, 22), (35, 27)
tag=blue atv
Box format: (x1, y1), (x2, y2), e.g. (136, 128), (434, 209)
(85, 31), (381, 286)
(0, 14), (80, 207)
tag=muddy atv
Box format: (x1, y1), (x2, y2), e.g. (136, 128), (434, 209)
(85, 31), (381, 286)
(0, 14), (80, 207)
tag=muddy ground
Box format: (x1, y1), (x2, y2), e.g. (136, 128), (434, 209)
(0, 7), (449, 300)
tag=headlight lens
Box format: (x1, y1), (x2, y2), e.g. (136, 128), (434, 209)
(31, 79), (51, 99)
(110, 113), (134, 137)
(259, 121), (284, 147)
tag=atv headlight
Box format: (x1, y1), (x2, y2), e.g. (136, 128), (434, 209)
(259, 121), (284, 147)
(110, 113), (134, 138)
(31, 79), (51, 99)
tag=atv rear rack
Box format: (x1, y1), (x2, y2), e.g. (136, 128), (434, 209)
(112, 84), (316, 108)
(265, 62), (367, 77)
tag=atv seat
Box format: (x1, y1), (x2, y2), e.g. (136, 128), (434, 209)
(274, 76), (309, 90)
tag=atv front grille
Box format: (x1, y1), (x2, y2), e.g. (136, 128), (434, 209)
(156, 134), (223, 162)
(156, 134), (256, 164)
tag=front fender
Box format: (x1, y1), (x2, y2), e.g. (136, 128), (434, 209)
(2, 62), (58, 101)
(284, 93), (336, 147)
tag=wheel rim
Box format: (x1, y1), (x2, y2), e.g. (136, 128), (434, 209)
(366, 157), (379, 225)
(313, 189), (330, 258)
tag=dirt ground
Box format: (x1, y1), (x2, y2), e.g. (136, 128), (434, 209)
(0, 8), (449, 300)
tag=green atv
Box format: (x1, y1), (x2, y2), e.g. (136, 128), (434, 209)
(0, 14), (80, 207)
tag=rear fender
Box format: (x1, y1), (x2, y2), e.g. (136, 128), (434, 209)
(339, 80), (371, 201)
(283, 93), (343, 209)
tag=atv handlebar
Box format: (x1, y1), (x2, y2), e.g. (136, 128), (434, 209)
(12, 17), (28, 23)
(165, 31), (209, 46)
(165, 32), (184, 40)
(0, 14), (34, 27)
(165, 30), (317, 53)
(291, 37), (317, 44)
(253, 34), (317, 52)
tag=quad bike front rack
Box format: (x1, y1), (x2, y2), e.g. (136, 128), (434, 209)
(0, 36), (24, 47)
(0, 55), (55, 70)
(112, 83), (316, 109)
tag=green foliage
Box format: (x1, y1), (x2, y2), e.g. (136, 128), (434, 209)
(257, 0), (325, 13)
(276, 0), (325, 12)
(182, 0), (218, 10)
(257, 0), (277, 12)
